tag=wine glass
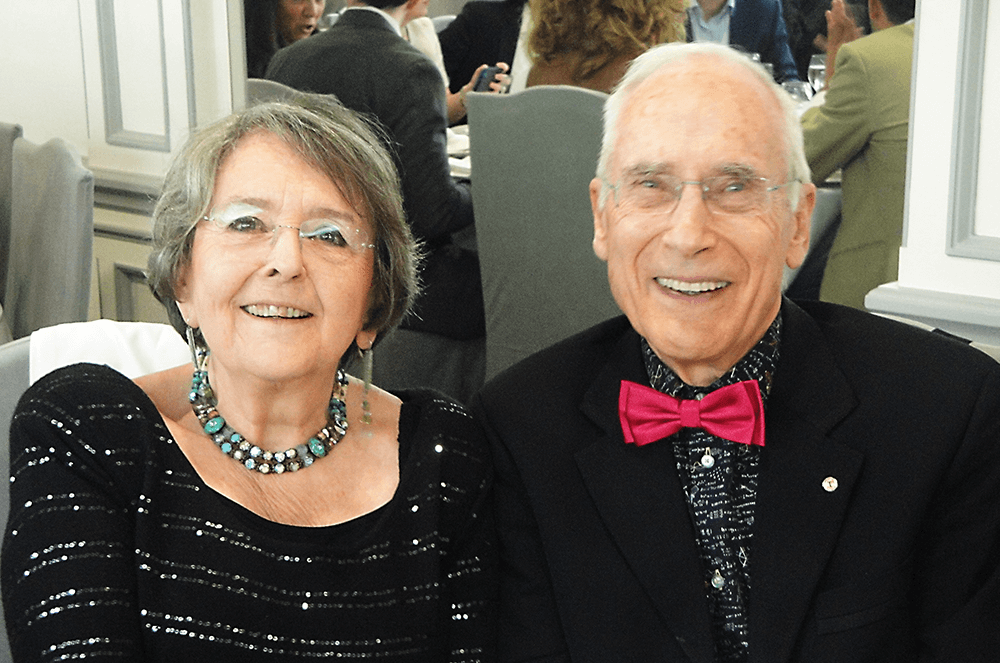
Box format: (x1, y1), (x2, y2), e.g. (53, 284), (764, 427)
(808, 54), (826, 93)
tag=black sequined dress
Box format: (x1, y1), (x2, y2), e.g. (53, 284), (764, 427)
(2, 364), (495, 661)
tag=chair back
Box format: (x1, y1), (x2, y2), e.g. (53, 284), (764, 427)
(432, 14), (456, 33)
(247, 78), (302, 105)
(3, 136), (93, 340)
(0, 336), (29, 663)
(466, 86), (620, 380)
(0, 123), (23, 311)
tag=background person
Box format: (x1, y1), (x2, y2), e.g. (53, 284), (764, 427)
(474, 41), (1000, 662)
(801, 0), (914, 309)
(439, 0), (526, 99)
(686, 0), (800, 81)
(245, 0), (324, 78)
(2, 96), (496, 661)
(525, 0), (686, 94)
(266, 1), (487, 400)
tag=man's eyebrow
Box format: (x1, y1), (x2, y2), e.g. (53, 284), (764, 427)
(622, 163), (673, 177)
(716, 163), (759, 178)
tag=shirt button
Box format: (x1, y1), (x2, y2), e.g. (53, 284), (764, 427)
(822, 476), (839, 492)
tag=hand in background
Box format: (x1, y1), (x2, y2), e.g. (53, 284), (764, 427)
(448, 62), (510, 125)
(824, 0), (864, 84)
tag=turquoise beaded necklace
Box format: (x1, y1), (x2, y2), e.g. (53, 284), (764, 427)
(186, 328), (349, 475)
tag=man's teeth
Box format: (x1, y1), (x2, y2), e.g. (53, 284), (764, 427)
(243, 304), (310, 319)
(656, 278), (730, 295)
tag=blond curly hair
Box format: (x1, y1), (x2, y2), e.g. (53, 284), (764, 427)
(528, 0), (687, 81)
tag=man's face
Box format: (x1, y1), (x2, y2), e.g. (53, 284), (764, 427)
(591, 56), (813, 386)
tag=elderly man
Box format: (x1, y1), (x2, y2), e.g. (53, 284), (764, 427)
(473, 42), (1000, 662)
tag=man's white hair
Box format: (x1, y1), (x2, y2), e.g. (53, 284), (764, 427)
(596, 42), (811, 211)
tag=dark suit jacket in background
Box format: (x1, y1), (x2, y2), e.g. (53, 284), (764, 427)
(439, 0), (523, 95)
(266, 9), (482, 338)
(689, 0), (800, 82)
(474, 299), (1000, 662)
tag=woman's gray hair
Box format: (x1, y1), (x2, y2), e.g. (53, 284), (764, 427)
(147, 93), (420, 352)
(596, 42), (811, 210)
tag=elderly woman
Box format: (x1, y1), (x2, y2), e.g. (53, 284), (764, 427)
(1, 96), (495, 660)
(525, 0), (686, 93)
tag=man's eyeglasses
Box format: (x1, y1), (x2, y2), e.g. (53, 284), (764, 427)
(199, 202), (374, 261)
(605, 170), (800, 217)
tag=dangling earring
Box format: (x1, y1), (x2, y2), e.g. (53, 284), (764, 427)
(186, 325), (209, 372)
(360, 345), (373, 426)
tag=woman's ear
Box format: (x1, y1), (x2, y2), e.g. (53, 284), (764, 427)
(356, 329), (377, 352)
(173, 265), (198, 328)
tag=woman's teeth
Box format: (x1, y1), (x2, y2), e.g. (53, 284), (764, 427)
(243, 304), (310, 319)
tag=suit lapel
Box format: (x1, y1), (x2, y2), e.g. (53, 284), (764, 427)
(576, 329), (715, 663)
(748, 301), (863, 662)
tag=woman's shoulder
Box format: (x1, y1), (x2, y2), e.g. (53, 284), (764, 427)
(14, 363), (165, 455)
(22, 362), (151, 411)
(397, 388), (490, 470)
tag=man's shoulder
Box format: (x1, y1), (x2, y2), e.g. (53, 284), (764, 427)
(840, 21), (915, 61)
(788, 300), (997, 384)
(734, 0), (780, 20)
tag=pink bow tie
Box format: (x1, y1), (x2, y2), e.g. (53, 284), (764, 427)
(618, 379), (765, 447)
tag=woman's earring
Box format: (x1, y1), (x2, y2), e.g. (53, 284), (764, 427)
(186, 326), (209, 372)
(360, 345), (373, 426)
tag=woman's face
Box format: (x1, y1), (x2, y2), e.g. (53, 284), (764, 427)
(277, 0), (324, 44)
(175, 131), (376, 385)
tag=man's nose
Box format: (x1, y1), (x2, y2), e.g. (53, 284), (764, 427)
(660, 184), (715, 257)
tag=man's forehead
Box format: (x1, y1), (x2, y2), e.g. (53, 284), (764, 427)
(612, 57), (785, 172)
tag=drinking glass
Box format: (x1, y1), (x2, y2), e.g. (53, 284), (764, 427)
(808, 54), (826, 93)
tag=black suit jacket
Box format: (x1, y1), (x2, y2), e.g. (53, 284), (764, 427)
(266, 10), (482, 338)
(438, 0), (523, 95)
(473, 300), (1000, 662)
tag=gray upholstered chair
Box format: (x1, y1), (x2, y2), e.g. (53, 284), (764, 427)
(432, 14), (456, 33)
(3, 135), (93, 340)
(247, 77), (302, 105)
(0, 335), (29, 663)
(465, 86), (620, 380)
(0, 122), (23, 325)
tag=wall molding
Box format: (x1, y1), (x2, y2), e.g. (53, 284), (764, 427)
(96, 0), (173, 152)
(866, 283), (1000, 345)
(947, 0), (1000, 261)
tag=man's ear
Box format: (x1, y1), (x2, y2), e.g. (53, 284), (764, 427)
(785, 182), (815, 271)
(591, 177), (610, 262)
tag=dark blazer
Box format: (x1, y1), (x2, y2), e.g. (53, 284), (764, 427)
(473, 300), (1000, 662)
(688, 0), (799, 82)
(266, 9), (482, 338)
(439, 0), (524, 95)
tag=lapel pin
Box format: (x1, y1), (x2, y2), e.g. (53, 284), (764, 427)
(822, 476), (839, 492)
